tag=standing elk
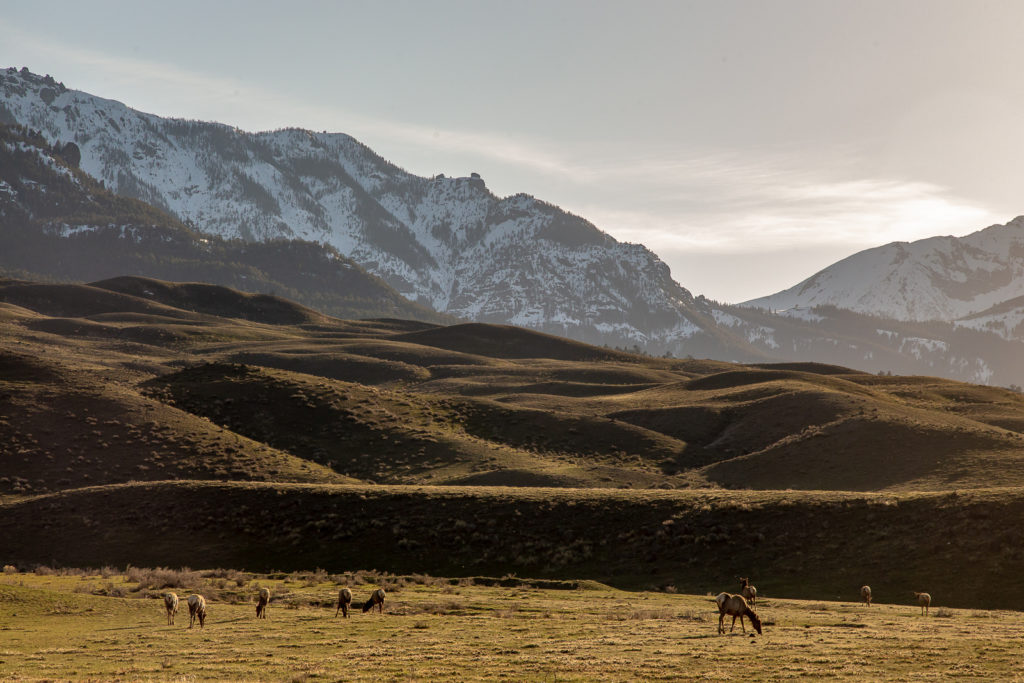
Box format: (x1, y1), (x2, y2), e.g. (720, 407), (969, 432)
(163, 592), (179, 625)
(914, 591), (931, 616)
(362, 588), (386, 614)
(860, 585), (872, 606)
(715, 592), (762, 635)
(336, 587), (353, 618)
(738, 576), (757, 606)
(256, 587), (271, 619)
(187, 594), (207, 629)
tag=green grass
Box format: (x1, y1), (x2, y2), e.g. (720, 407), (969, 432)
(2, 570), (1023, 681)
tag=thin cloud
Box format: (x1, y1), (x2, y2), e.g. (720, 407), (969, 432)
(0, 24), (1005, 265)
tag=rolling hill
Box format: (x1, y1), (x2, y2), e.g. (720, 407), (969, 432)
(2, 276), (1024, 496)
(2, 277), (1024, 604)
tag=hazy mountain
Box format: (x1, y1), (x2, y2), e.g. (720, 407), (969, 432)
(743, 216), (1024, 329)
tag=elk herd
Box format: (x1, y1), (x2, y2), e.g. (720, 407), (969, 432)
(161, 576), (930, 636)
(714, 578), (933, 636)
(161, 586), (386, 629)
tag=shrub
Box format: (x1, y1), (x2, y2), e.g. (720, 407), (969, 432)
(126, 566), (200, 590)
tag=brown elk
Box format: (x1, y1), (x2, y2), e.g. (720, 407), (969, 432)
(362, 588), (386, 614)
(914, 591), (931, 616)
(860, 585), (872, 606)
(335, 587), (353, 618)
(256, 587), (271, 619)
(715, 592), (762, 635)
(163, 592), (179, 625)
(187, 594), (207, 629)
(738, 576), (757, 606)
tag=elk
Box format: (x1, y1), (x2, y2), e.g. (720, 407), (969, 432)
(163, 592), (179, 625)
(187, 594), (207, 629)
(256, 587), (271, 619)
(914, 591), (931, 616)
(362, 588), (386, 614)
(738, 576), (757, 606)
(860, 585), (872, 606)
(715, 592), (762, 635)
(335, 587), (353, 618)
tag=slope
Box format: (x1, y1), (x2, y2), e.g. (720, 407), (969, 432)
(2, 276), (1024, 494)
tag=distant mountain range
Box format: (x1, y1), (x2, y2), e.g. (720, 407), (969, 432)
(3, 66), (1024, 387)
(0, 66), (729, 356)
(744, 216), (1024, 340)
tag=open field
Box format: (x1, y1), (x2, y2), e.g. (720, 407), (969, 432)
(1, 569), (1022, 682)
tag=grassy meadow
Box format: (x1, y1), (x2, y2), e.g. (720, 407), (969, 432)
(5, 279), (1024, 679)
(1, 568), (1022, 682)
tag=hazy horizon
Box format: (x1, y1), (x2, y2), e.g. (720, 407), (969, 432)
(3, 0), (1021, 302)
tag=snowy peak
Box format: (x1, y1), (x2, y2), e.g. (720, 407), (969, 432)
(743, 216), (1024, 322)
(6, 66), (1024, 387)
(1, 66), (721, 356)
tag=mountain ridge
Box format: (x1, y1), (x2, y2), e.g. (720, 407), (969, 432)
(743, 215), (1024, 326)
(0, 66), (744, 357)
(5, 67), (1024, 387)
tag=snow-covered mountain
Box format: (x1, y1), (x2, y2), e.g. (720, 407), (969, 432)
(743, 216), (1024, 329)
(0, 67), (734, 356)
(4, 66), (1024, 387)
(0, 121), (448, 323)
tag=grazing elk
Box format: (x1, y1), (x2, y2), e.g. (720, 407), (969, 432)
(738, 576), (757, 606)
(860, 585), (872, 606)
(715, 592), (762, 635)
(914, 591), (931, 616)
(256, 587), (271, 619)
(187, 594), (207, 629)
(335, 587), (353, 618)
(163, 592), (179, 625)
(362, 588), (386, 614)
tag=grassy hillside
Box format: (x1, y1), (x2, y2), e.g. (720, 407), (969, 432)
(3, 481), (1024, 609)
(2, 276), (1024, 609)
(2, 276), (1024, 494)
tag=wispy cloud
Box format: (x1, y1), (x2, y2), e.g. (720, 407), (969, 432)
(0, 23), (1004, 266)
(575, 176), (998, 254)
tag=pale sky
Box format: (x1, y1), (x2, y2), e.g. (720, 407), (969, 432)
(2, 1), (1022, 302)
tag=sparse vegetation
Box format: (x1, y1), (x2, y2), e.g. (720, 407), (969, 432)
(0, 568), (1022, 681)
(2, 268), (1024, 678)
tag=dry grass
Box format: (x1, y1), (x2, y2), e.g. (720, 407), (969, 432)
(2, 277), (1024, 495)
(1, 569), (1022, 681)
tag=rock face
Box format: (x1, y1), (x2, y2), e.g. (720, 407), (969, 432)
(0, 67), (731, 356)
(743, 217), (1024, 327)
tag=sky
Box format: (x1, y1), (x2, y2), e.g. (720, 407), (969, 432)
(2, 0), (1023, 303)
